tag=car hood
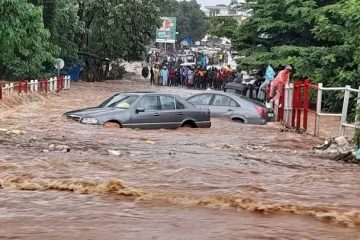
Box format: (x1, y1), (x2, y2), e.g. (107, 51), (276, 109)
(65, 107), (127, 118)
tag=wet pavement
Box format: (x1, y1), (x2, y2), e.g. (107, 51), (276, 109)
(0, 75), (360, 239)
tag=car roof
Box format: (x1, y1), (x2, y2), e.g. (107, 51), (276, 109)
(121, 91), (155, 94)
(187, 91), (266, 107)
(117, 92), (182, 97)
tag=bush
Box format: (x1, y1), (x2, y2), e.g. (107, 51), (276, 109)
(109, 64), (126, 80)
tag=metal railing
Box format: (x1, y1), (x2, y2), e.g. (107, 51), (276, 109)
(316, 84), (360, 136)
(280, 81), (360, 137)
(1, 76), (71, 99)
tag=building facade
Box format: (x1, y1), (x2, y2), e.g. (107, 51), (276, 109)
(203, 4), (248, 21)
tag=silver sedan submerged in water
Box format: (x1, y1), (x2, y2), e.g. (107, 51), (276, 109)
(187, 92), (273, 125)
(65, 92), (211, 129)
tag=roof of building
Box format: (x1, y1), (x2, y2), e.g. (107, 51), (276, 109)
(205, 4), (229, 10)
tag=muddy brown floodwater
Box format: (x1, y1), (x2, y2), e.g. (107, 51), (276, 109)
(1, 76), (360, 240)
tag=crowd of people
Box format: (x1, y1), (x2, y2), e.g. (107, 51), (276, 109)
(149, 64), (236, 90)
(145, 51), (294, 108)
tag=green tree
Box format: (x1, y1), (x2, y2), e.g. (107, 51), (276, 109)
(232, 0), (357, 82)
(208, 17), (239, 39)
(230, 0), (360, 112)
(0, 0), (55, 79)
(2, 0), (164, 81)
(72, 0), (164, 80)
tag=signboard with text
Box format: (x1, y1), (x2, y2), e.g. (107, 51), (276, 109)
(156, 17), (177, 43)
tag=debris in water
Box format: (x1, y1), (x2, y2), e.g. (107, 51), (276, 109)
(108, 150), (122, 157)
(335, 136), (348, 146)
(55, 145), (70, 151)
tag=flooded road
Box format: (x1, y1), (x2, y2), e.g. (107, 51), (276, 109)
(1, 76), (360, 239)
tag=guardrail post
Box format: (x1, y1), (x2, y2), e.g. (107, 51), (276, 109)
(354, 86), (360, 139)
(9, 83), (14, 95)
(45, 79), (48, 93)
(23, 81), (28, 95)
(18, 82), (22, 95)
(288, 83), (293, 127)
(67, 75), (71, 89)
(34, 80), (38, 92)
(355, 86), (360, 123)
(295, 82), (302, 131)
(315, 83), (323, 136)
(63, 76), (67, 89)
(49, 78), (53, 92)
(340, 85), (351, 136)
(54, 77), (58, 92)
(5, 84), (10, 95)
(60, 76), (64, 90)
(284, 83), (289, 126)
(291, 82), (297, 128)
(303, 79), (310, 130)
(31, 80), (35, 92)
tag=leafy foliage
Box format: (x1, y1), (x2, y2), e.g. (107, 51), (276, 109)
(0, 0), (55, 78)
(1, 0), (164, 80)
(232, 0), (360, 88)
(208, 17), (239, 39)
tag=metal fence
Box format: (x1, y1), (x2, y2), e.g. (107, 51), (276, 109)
(1, 76), (71, 100)
(278, 81), (360, 137)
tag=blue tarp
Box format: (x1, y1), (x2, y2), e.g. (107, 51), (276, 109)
(70, 66), (81, 81)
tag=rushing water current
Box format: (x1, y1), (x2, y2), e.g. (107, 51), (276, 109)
(0, 79), (360, 239)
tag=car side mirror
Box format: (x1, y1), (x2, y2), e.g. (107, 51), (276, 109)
(136, 107), (145, 113)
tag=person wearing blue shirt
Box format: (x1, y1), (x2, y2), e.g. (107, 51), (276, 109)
(258, 65), (276, 99)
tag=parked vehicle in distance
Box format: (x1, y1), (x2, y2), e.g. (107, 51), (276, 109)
(224, 80), (266, 102)
(187, 92), (274, 125)
(65, 92), (211, 129)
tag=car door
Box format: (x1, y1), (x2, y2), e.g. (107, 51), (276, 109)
(209, 94), (240, 117)
(130, 95), (162, 129)
(158, 96), (183, 128)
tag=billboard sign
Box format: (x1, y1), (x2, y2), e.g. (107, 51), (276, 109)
(156, 17), (176, 43)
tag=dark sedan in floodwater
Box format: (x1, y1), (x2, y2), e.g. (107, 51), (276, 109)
(65, 92), (211, 129)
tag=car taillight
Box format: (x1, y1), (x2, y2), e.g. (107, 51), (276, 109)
(256, 106), (266, 118)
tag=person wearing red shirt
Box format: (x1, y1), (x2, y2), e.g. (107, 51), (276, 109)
(169, 68), (176, 86)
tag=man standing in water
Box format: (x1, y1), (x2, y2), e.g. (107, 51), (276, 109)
(161, 66), (169, 86)
(150, 67), (155, 85)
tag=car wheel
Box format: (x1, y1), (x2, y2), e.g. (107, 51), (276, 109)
(104, 121), (122, 128)
(181, 121), (196, 128)
(233, 118), (245, 124)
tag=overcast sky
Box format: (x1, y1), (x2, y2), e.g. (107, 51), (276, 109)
(197, 0), (231, 7)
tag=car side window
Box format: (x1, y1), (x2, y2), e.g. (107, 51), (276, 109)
(212, 95), (232, 106)
(160, 96), (176, 110)
(188, 94), (212, 105)
(136, 96), (160, 111)
(230, 100), (239, 107)
(176, 100), (186, 109)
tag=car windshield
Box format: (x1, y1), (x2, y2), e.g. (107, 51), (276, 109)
(108, 95), (139, 109)
(98, 94), (126, 107)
